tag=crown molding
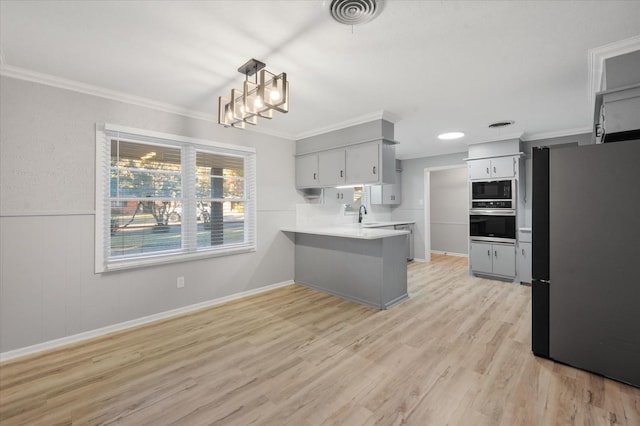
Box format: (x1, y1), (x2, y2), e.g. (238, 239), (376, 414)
(522, 126), (592, 142)
(587, 35), (640, 110)
(466, 131), (524, 145)
(0, 63), (295, 140)
(294, 109), (398, 140)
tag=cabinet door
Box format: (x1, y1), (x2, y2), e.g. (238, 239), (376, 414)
(346, 142), (379, 184)
(490, 156), (516, 179)
(318, 149), (345, 186)
(470, 242), (493, 274)
(296, 154), (318, 188)
(383, 171), (401, 204)
(468, 159), (491, 180)
(324, 187), (353, 204)
(519, 242), (532, 283)
(492, 244), (516, 277)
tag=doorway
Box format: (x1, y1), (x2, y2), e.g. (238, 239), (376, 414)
(424, 166), (468, 262)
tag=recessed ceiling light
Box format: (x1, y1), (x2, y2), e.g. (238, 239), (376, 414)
(437, 131), (465, 140)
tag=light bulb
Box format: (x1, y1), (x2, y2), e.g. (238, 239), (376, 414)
(255, 98), (263, 108)
(270, 90), (281, 101)
(437, 131), (465, 140)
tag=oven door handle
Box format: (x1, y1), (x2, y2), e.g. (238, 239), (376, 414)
(469, 209), (516, 216)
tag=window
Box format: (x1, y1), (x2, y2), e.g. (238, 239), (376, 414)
(95, 124), (256, 272)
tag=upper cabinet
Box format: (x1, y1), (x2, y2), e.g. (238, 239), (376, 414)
(295, 139), (396, 188)
(318, 149), (346, 186)
(345, 142), (380, 184)
(468, 156), (517, 180)
(370, 170), (401, 205)
(295, 154), (319, 188)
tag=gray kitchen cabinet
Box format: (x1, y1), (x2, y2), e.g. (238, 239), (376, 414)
(518, 242), (532, 284)
(468, 156), (517, 180)
(324, 187), (354, 204)
(295, 153), (319, 188)
(318, 149), (346, 186)
(470, 241), (516, 278)
(370, 171), (401, 205)
(296, 139), (396, 188)
(345, 140), (396, 185)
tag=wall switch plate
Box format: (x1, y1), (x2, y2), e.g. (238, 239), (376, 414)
(177, 276), (185, 288)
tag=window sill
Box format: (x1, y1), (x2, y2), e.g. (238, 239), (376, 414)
(97, 245), (256, 273)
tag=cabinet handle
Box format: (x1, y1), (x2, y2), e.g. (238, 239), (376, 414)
(522, 248), (525, 255)
(313, 172), (317, 180)
(337, 193), (340, 199)
(494, 250), (498, 258)
(486, 167), (489, 174)
(493, 166), (496, 173)
(373, 166), (377, 175)
(341, 193), (344, 199)
(487, 250), (490, 257)
(340, 170), (344, 178)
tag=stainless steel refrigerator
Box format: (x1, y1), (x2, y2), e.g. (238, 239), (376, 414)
(532, 140), (640, 388)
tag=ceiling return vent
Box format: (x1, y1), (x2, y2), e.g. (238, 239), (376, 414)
(329, 0), (385, 26)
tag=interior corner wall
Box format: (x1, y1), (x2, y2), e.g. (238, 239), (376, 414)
(0, 76), (298, 354)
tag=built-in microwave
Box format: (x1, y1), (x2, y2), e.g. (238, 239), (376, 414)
(470, 179), (515, 210)
(470, 212), (516, 243)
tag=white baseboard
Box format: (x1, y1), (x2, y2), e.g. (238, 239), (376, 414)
(431, 250), (468, 258)
(412, 258), (427, 263)
(0, 280), (294, 362)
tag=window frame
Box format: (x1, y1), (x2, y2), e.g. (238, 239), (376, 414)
(95, 123), (257, 273)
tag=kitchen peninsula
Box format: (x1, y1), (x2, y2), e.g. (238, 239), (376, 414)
(281, 226), (409, 309)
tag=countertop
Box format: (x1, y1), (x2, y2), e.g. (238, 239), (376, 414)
(360, 221), (416, 228)
(281, 225), (409, 240)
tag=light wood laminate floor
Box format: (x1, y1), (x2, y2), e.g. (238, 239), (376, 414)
(1, 255), (639, 425)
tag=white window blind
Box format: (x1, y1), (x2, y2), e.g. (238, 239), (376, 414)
(95, 124), (256, 273)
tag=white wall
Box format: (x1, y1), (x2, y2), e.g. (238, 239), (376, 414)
(0, 76), (300, 354)
(429, 167), (468, 255)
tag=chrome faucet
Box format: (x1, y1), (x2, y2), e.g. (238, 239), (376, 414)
(358, 204), (368, 223)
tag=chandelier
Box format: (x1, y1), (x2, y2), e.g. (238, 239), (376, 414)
(218, 58), (289, 129)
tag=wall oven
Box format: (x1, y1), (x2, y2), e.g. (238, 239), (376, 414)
(470, 179), (515, 210)
(470, 212), (516, 243)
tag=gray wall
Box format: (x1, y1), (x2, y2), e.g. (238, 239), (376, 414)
(429, 167), (468, 255)
(0, 76), (299, 354)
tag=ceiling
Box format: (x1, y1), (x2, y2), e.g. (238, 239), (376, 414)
(1, 1), (639, 159)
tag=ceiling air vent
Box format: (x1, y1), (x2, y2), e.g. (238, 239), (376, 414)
(330, 0), (385, 26)
(488, 120), (515, 128)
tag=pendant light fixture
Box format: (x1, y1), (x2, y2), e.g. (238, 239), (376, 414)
(218, 58), (289, 129)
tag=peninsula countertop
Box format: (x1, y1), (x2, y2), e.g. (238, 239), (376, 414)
(281, 225), (409, 240)
(360, 220), (415, 228)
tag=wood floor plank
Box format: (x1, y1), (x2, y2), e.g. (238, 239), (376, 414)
(1, 254), (638, 425)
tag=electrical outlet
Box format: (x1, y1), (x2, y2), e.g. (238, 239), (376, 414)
(177, 276), (185, 288)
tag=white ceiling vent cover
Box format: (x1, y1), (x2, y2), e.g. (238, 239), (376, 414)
(329, 0), (385, 26)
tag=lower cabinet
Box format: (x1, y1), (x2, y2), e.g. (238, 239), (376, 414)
(470, 241), (516, 278)
(518, 242), (532, 284)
